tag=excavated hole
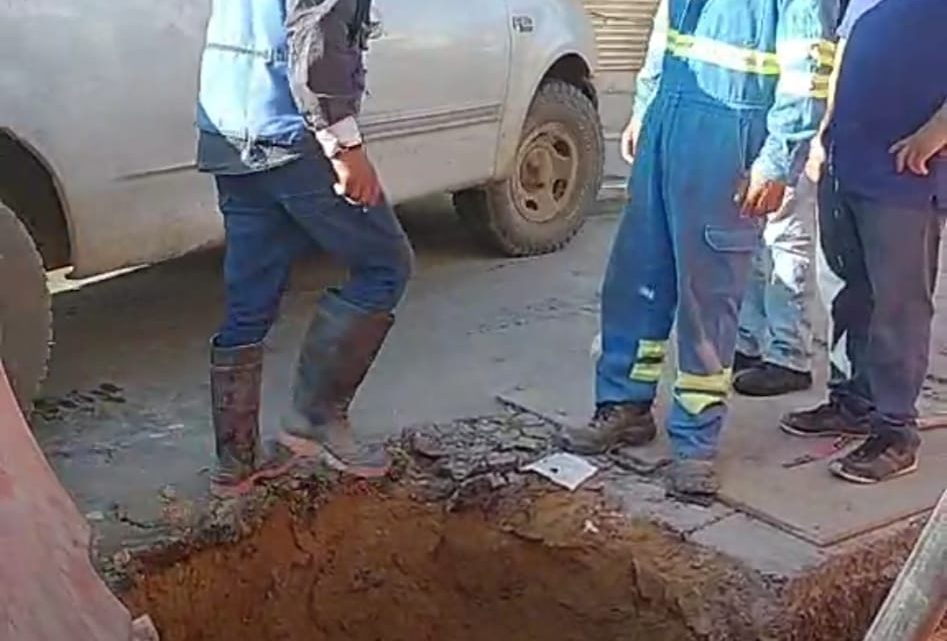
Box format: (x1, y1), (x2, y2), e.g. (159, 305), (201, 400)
(122, 488), (713, 641)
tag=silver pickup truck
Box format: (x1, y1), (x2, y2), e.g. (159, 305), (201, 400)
(0, 0), (603, 410)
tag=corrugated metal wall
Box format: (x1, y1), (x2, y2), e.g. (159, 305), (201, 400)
(581, 0), (660, 72)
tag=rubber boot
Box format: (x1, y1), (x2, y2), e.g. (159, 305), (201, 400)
(280, 291), (393, 478)
(210, 340), (264, 496)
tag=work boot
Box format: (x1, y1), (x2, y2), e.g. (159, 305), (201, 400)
(780, 401), (871, 438)
(557, 402), (656, 455)
(666, 457), (719, 507)
(733, 351), (762, 373)
(829, 429), (921, 484)
(210, 340), (264, 495)
(281, 292), (392, 478)
(733, 362), (812, 397)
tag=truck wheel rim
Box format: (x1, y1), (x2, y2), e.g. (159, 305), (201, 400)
(513, 123), (579, 224)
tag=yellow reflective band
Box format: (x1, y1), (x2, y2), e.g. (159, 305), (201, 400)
(777, 39), (837, 68)
(629, 339), (668, 383)
(668, 29), (780, 75)
(778, 70), (831, 99)
(674, 370), (732, 415)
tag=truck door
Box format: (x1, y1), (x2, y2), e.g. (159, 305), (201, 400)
(361, 0), (512, 202)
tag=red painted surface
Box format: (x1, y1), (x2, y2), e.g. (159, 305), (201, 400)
(0, 365), (132, 641)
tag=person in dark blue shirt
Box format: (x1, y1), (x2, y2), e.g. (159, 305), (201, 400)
(782, 0), (947, 484)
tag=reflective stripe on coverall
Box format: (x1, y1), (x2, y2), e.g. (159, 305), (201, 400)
(596, 0), (835, 459)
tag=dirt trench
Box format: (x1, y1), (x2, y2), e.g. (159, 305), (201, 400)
(121, 482), (768, 641)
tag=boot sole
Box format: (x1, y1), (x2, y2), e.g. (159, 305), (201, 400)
(779, 420), (869, 439)
(829, 458), (919, 485)
(279, 432), (390, 480)
(210, 458), (298, 499)
(734, 382), (813, 398)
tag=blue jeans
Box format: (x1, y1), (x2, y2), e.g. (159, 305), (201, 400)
(737, 174), (817, 372)
(819, 176), (943, 434)
(214, 155), (413, 347)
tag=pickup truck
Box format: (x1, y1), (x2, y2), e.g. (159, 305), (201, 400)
(0, 0), (603, 411)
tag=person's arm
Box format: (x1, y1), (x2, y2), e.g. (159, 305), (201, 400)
(804, 37), (847, 180)
(620, 0), (668, 164)
(890, 99), (947, 176)
(742, 0), (837, 215)
(285, 0), (381, 205)
(285, 0), (363, 157)
(631, 0), (668, 131)
(753, 0), (837, 185)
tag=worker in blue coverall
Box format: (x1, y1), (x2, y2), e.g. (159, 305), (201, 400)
(782, 0), (947, 484)
(196, 0), (413, 496)
(560, 0), (836, 503)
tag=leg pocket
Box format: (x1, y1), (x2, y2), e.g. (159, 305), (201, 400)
(704, 225), (761, 253)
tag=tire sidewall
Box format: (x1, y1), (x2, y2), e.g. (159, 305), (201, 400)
(0, 201), (51, 412)
(489, 80), (604, 254)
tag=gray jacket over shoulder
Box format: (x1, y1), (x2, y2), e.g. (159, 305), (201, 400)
(285, 0), (371, 131)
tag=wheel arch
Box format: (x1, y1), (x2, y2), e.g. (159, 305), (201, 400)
(494, 49), (598, 180)
(0, 128), (74, 270)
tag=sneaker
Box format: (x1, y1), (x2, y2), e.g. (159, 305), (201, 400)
(780, 401), (871, 438)
(734, 362), (813, 397)
(733, 351), (762, 373)
(557, 402), (656, 455)
(829, 431), (920, 484)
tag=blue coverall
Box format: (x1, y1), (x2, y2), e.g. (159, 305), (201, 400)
(596, 0), (835, 459)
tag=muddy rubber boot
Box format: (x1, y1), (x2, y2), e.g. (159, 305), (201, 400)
(666, 457), (719, 507)
(281, 292), (393, 478)
(557, 402), (656, 455)
(210, 340), (264, 496)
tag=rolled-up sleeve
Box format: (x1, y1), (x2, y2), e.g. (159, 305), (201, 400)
(285, 0), (364, 146)
(752, 0), (838, 183)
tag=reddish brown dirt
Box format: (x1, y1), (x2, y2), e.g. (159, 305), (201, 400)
(122, 485), (767, 641)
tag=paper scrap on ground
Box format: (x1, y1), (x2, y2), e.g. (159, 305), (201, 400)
(523, 453), (598, 491)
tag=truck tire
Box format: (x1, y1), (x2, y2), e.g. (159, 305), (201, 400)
(0, 201), (51, 413)
(454, 79), (604, 256)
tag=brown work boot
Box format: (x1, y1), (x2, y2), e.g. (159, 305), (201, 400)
(558, 402), (656, 455)
(666, 457), (719, 506)
(209, 340), (264, 496)
(281, 292), (393, 478)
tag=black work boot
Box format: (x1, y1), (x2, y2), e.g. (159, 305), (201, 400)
(210, 340), (264, 495)
(558, 402), (656, 455)
(733, 362), (813, 397)
(281, 292), (392, 478)
(780, 400), (871, 438)
(829, 429), (921, 484)
(733, 351), (762, 373)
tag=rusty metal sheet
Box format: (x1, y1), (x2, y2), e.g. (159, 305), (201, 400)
(0, 365), (133, 641)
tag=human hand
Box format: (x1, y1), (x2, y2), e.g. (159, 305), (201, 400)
(740, 171), (787, 217)
(805, 135), (826, 183)
(620, 118), (641, 165)
(890, 115), (947, 176)
(330, 146), (383, 206)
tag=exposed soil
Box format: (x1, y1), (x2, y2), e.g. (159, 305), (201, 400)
(122, 482), (769, 641)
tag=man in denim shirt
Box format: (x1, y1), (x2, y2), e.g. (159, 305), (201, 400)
(195, 0), (413, 495)
(783, 0), (947, 483)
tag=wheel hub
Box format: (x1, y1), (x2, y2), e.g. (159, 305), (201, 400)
(513, 123), (579, 223)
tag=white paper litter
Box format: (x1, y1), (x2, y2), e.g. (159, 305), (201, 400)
(522, 453), (598, 491)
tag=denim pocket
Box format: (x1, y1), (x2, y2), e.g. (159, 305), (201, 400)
(703, 225), (761, 253)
